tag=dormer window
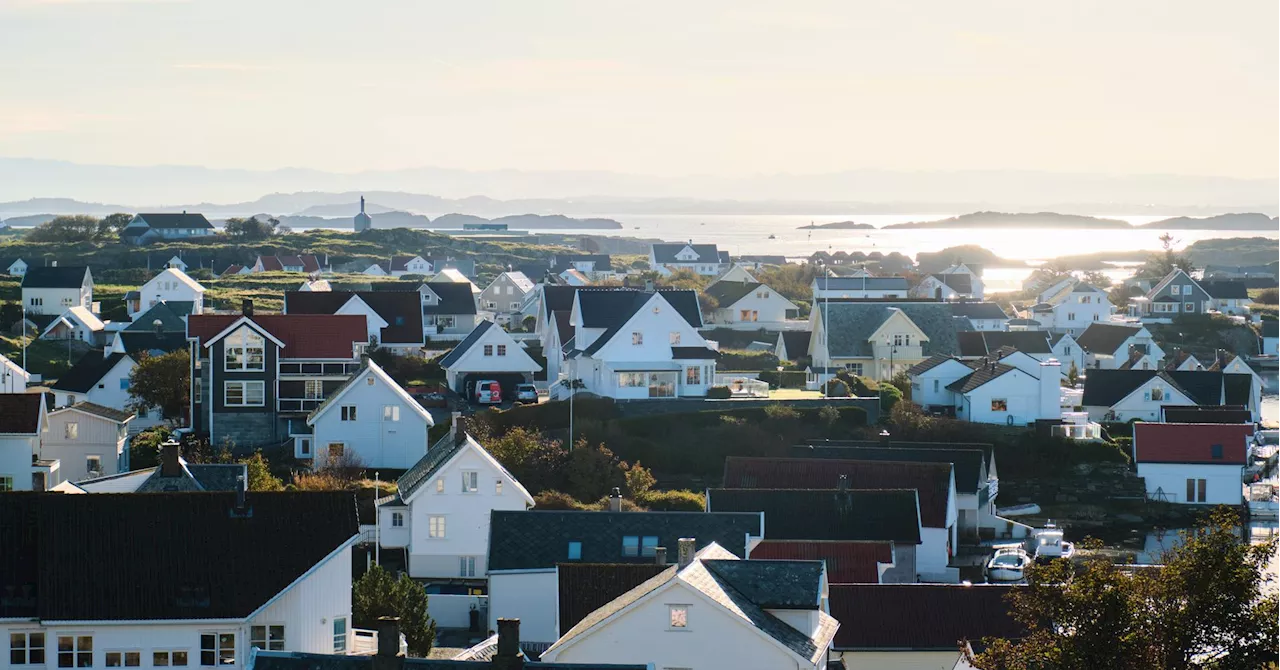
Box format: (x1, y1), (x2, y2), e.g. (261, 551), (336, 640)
(224, 329), (265, 372)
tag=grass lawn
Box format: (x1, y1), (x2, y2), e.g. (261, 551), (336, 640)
(0, 335), (89, 382)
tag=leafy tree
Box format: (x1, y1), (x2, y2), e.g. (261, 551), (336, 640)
(566, 440), (624, 501)
(241, 450), (284, 491)
(889, 371), (912, 399)
(624, 460), (656, 498)
(1135, 233), (1195, 279)
(970, 509), (1278, 670)
(127, 349), (190, 423)
(97, 212), (133, 239)
(1081, 269), (1112, 288)
(26, 215), (100, 243)
(224, 215), (289, 239)
(878, 382), (903, 412)
(353, 564), (437, 657)
(1067, 360), (1080, 387)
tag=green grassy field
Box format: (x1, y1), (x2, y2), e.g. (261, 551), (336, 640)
(0, 335), (86, 382)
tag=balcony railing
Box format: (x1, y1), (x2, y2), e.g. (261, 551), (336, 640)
(279, 398), (325, 413)
(279, 362), (362, 376)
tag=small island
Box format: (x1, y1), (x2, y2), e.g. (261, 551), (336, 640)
(885, 211), (1132, 230)
(797, 220), (877, 230)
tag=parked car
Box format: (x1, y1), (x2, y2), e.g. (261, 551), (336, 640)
(474, 379), (502, 405)
(515, 384), (539, 404)
(414, 391), (448, 408)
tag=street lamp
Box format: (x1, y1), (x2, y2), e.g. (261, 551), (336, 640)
(775, 365), (784, 392)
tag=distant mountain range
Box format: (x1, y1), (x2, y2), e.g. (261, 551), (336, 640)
(798, 211), (1279, 231)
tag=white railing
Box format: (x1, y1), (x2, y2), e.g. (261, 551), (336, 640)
(1052, 422), (1103, 441)
(350, 629), (408, 656)
(713, 374), (770, 398)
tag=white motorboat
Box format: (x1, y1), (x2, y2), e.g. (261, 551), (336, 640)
(1034, 523), (1075, 561)
(987, 544), (1032, 582)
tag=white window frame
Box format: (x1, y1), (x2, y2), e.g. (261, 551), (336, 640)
(669, 332), (681, 345)
(249, 624), (285, 651)
(9, 631), (45, 666)
(86, 455), (101, 474)
(460, 556), (477, 577)
(304, 379), (323, 400)
(429, 515), (446, 538)
(383, 405), (400, 421)
(461, 470), (478, 492)
(685, 366), (701, 385)
(224, 381), (265, 407)
(391, 511), (404, 527)
(332, 617), (347, 653)
(105, 649), (142, 667)
(199, 632), (235, 667)
(667, 604), (690, 630)
(435, 478), (444, 493)
(65, 422), (79, 440)
(340, 405), (357, 421)
(483, 344), (494, 356)
(224, 329), (265, 372)
(632, 331), (643, 345)
(152, 649), (190, 666)
(57, 635), (93, 668)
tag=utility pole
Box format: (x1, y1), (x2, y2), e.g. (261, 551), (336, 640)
(374, 471), (381, 566)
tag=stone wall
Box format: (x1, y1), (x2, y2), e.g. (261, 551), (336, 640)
(212, 411), (279, 453)
(613, 396), (880, 422)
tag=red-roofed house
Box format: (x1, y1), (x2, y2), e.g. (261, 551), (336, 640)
(748, 540), (894, 583)
(186, 303), (369, 453)
(1134, 422), (1253, 505)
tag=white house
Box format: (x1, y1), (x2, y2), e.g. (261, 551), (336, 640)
(1075, 322), (1165, 370)
(1029, 280), (1113, 335)
(948, 302), (1008, 331)
(1049, 332), (1085, 377)
(1081, 369), (1229, 422)
(0, 393), (47, 491)
(390, 255), (433, 277)
(539, 541), (838, 670)
(133, 267), (205, 320)
(649, 243), (728, 276)
(479, 271), (536, 325)
(810, 302), (960, 380)
(305, 358), (433, 469)
(422, 281), (482, 337)
(907, 354), (1062, 426)
(908, 356), (979, 410)
(1, 256), (28, 276)
(50, 340), (182, 433)
(558, 268), (592, 286)
(703, 281), (799, 327)
(560, 289), (715, 400)
(21, 265), (93, 316)
(912, 272), (978, 301)
(40, 305), (107, 345)
(709, 263), (758, 285)
(380, 427), (535, 580)
(438, 320), (542, 396)
(0, 352), (29, 393)
(812, 275), (910, 300)
(41, 403), (132, 483)
(1201, 280), (1253, 316)
(1134, 422), (1253, 505)
(0, 491), (362, 668)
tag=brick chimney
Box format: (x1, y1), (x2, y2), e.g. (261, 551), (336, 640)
(372, 617), (404, 670)
(160, 439), (182, 477)
(492, 619), (525, 670)
(608, 487), (622, 512)
(677, 537), (696, 569)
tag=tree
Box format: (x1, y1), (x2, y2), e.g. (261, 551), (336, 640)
(878, 382), (903, 413)
(1067, 360), (1080, 388)
(566, 440), (624, 502)
(97, 212), (133, 239)
(1081, 270), (1112, 288)
(353, 564), (437, 657)
(624, 460), (656, 498)
(1135, 233), (1195, 280)
(889, 371), (912, 399)
(241, 450), (284, 491)
(223, 215), (288, 240)
(970, 509), (1278, 670)
(25, 215), (100, 243)
(128, 349), (190, 423)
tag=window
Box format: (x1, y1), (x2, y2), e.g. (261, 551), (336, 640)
(105, 651), (141, 667)
(991, 399), (1008, 412)
(30, 297), (42, 307)
(1210, 444), (1224, 460)
(65, 422), (79, 440)
(250, 625), (285, 651)
(86, 455), (101, 474)
(632, 331), (643, 345)
(391, 512), (404, 527)
(58, 635), (93, 668)
(224, 381), (264, 407)
(383, 405), (400, 421)
(0, 476), (13, 492)
(304, 379), (323, 399)
(483, 344), (494, 356)
(152, 651), (188, 666)
(685, 366), (701, 385)
(1064, 345), (1072, 354)
(119, 377), (130, 390)
(10, 632), (45, 665)
(1184, 302), (1194, 312)
(340, 405), (357, 421)
(1186, 478), (1208, 503)
(568, 541), (582, 560)
(224, 329), (265, 371)
(669, 332), (681, 345)
(461, 470), (478, 492)
(622, 535), (640, 557)
(1171, 285), (1181, 295)
(200, 633), (234, 666)
(846, 363), (864, 376)
(298, 438), (311, 457)
(194, 382), (202, 404)
(495, 479), (503, 495)
(332, 618), (347, 653)
(641, 536), (660, 557)
(668, 605), (689, 630)
(460, 556), (477, 577)
(1184, 284), (1193, 295)
(496, 344), (507, 356)
(1067, 312), (1076, 321)
(893, 334), (904, 346)
(327, 443), (344, 462)
(933, 379), (940, 393)
(1150, 387), (1165, 401)
(436, 478), (444, 493)
(429, 516), (446, 538)
(62, 297), (74, 306)
(509, 301), (521, 310)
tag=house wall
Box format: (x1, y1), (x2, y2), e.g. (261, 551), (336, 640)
(1137, 462), (1243, 505)
(1265, 337), (1278, 357)
(836, 650), (961, 669)
(910, 364), (970, 408)
(55, 356), (160, 434)
(488, 570), (559, 644)
(24, 286), (91, 315)
(403, 446), (530, 579)
(140, 276), (203, 316)
(542, 581), (806, 670)
(376, 506), (411, 548)
(42, 411), (126, 481)
(1147, 272), (1212, 315)
(442, 328), (541, 393)
(957, 369), (1050, 425)
(0, 434), (37, 490)
(209, 329), (280, 449)
(878, 544), (917, 584)
(1048, 293), (1112, 335)
(1088, 380), (1201, 422)
(310, 375), (429, 470)
(1050, 337), (1085, 376)
(250, 543), (354, 656)
(1, 356), (29, 393)
(714, 290), (796, 325)
(479, 276), (529, 314)
(585, 294), (713, 399)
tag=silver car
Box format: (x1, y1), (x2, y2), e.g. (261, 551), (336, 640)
(515, 384), (539, 404)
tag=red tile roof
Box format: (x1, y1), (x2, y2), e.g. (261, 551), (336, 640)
(299, 254), (322, 273)
(0, 394), (44, 434)
(723, 457), (953, 528)
(257, 256), (284, 272)
(830, 584), (1023, 650)
(278, 255), (304, 268)
(749, 540), (892, 584)
(187, 314), (367, 359)
(1133, 422), (1252, 465)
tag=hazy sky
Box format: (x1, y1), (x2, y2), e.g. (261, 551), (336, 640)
(1, 0), (1276, 179)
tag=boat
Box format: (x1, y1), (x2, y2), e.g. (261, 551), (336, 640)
(1034, 523), (1075, 561)
(768, 234), (777, 239)
(986, 544), (1032, 582)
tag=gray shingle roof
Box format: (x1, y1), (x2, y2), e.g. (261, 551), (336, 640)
(778, 331), (811, 360)
(947, 302), (1008, 321)
(124, 301), (194, 332)
(955, 331), (1052, 357)
(704, 281), (761, 308)
(932, 273), (973, 294)
(55, 402), (132, 423)
(946, 362), (1016, 394)
(1081, 369), (1224, 407)
(1200, 280), (1251, 299)
(907, 354), (962, 376)
(422, 282), (479, 315)
(52, 352), (127, 393)
(134, 212), (214, 230)
(438, 321), (496, 368)
(397, 433), (468, 500)
(1075, 323), (1142, 355)
(652, 243), (722, 264)
(22, 266), (90, 289)
(823, 303), (959, 358)
(814, 276), (910, 291)
(706, 488), (921, 544)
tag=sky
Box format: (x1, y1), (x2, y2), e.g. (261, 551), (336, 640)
(1, 0), (1276, 180)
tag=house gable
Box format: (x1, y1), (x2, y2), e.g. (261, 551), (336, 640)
(403, 434), (535, 507)
(867, 309), (930, 348)
(589, 293), (709, 362)
(439, 322), (542, 374)
(1110, 375), (1202, 410)
(306, 360), (431, 428)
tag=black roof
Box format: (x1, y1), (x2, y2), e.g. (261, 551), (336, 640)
(51, 352), (127, 393)
(956, 331), (1051, 357)
(124, 301), (193, 332)
(671, 346), (718, 359)
(946, 362), (1016, 394)
(701, 559), (823, 609)
(438, 321), (497, 368)
(1200, 280), (1251, 300)
(791, 444), (987, 494)
(575, 289), (703, 356)
(1082, 369), (1223, 407)
(947, 302), (1008, 321)
(554, 254), (614, 272)
(779, 330), (811, 360)
(115, 331), (188, 356)
(487, 510), (763, 571)
(249, 651), (648, 670)
(1224, 373), (1253, 407)
(285, 290), (424, 345)
(706, 488), (922, 544)
(704, 281), (761, 308)
(558, 563), (668, 636)
(0, 393), (44, 433)
(541, 285), (580, 318)
(1075, 323), (1142, 355)
(422, 281), (479, 315)
(1162, 406), (1254, 424)
(135, 462), (247, 493)
(0, 491), (357, 620)
(932, 273), (974, 295)
(135, 212), (214, 230)
(21, 265), (90, 289)
(907, 354), (963, 376)
(651, 243), (721, 264)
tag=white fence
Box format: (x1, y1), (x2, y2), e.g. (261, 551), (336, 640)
(713, 374), (770, 398)
(428, 594), (488, 629)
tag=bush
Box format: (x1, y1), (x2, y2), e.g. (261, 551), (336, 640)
(128, 427), (171, 469)
(706, 386), (733, 399)
(716, 350), (780, 372)
(879, 384), (903, 413)
(1255, 288), (1278, 305)
(818, 405), (840, 425)
(824, 378), (850, 397)
(534, 490), (592, 510)
(763, 403), (800, 421)
(757, 369), (808, 388)
(638, 489), (706, 511)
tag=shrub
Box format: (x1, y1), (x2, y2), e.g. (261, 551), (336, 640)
(624, 461), (656, 497)
(706, 386), (733, 399)
(879, 384), (903, 413)
(128, 427), (171, 469)
(638, 489), (706, 511)
(757, 369), (808, 388)
(818, 405), (841, 425)
(291, 471), (351, 491)
(534, 490), (591, 510)
(824, 378), (850, 397)
(763, 403), (800, 421)
(716, 350), (780, 372)
(1256, 288), (1279, 305)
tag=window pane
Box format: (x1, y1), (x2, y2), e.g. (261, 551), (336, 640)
(173, 651), (188, 666)
(126, 651), (140, 667)
(154, 652), (169, 667)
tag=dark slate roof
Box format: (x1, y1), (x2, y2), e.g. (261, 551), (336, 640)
(1163, 406), (1254, 424)
(804, 439), (995, 469)
(779, 330), (811, 360)
(722, 457), (952, 528)
(907, 354), (962, 376)
(422, 281), (479, 315)
(542, 285), (580, 318)
(946, 362), (1017, 394)
(1081, 369), (1224, 407)
(115, 331), (188, 355)
(56, 402), (132, 423)
(136, 462), (247, 493)
(1075, 323), (1142, 355)
(0, 393), (43, 433)
(124, 301), (193, 332)
(955, 331), (1052, 357)
(22, 265), (90, 289)
(933, 273), (973, 294)
(397, 434), (469, 500)
(791, 444), (987, 494)
(554, 254), (614, 272)
(0, 491), (357, 620)
(671, 346), (718, 359)
(574, 289), (703, 356)
(51, 352), (127, 393)
(704, 281), (761, 308)
(487, 510), (763, 571)
(830, 584), (1023, 650)
(651, 243), (721, 264)
(706, 489), (922, 544)
(135, 212), (214, 230)
(823, 303), (959, 358)
(700, 559), (823, 609)
(438, 321), (496, 368)
(557, 563), (669, 635)
(1224, 373), (1253, 407)
(285, 290), (424, 345)
(814, 276), (910, 291)
(1263, 320), (1278, 338)
(249, 653), (649, 670)
(947, 302), (1008, 321)
(1200, 280), (1251, 300)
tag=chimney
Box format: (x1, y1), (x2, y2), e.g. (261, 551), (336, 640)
(241, 298), (253, 317)
(235, 474), (247, 511)
(654, 546), (667, 565)
(837, 474), (849, 492)
(493, 619), (525, 670)
(372, 617), (403, 670)
(450, 411), (466, 445)
(644, 279), (655, 292)
(677, 538), (696, 569)
(608, 487), (622, 512)
(160, 439), (182, 477)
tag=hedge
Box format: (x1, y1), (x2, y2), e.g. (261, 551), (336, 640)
(757, 369), (809, 388)
(486, 397), (620, 432)
(706, 386), (733, 399)
(639, 489), (706, 511)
